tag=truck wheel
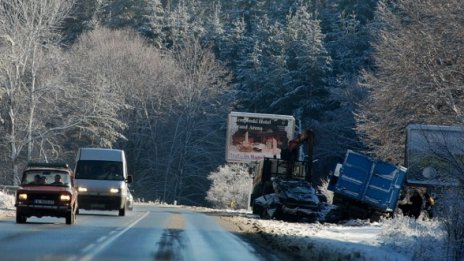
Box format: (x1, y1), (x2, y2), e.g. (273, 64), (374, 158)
(324, 207), (343, 223)
(119, 206), (126, 216)
(16, 211), (27, 224)
(369, 211), (384, 222)
(260, 208), (271, 220)
(66, 211), (75, 225)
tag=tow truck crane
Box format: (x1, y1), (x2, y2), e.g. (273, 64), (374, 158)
(249, 129), (321, 221)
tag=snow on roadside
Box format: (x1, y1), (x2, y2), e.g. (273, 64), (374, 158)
(192, 206), (446, 261)
(219, 215), (408, 260)
(379, 215), (446, 260)
(0, 190), (15, 217)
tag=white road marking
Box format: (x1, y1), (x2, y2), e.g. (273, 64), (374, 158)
(70, 211), (149, 261)
(82, 243), (96, 253)
(96, 236), (107, 243)
(67, 256), (78, 261)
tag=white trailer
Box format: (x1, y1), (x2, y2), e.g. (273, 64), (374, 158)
(406, 124), (464, 186)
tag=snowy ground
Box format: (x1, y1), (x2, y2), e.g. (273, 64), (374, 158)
(190, 206), (447, 261)
(0, 190), (15, 218)
(0, 192), (447, 261)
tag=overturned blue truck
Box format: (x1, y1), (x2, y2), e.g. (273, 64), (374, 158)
(327, 150), (408, 221)
(327, 123), (462, 221)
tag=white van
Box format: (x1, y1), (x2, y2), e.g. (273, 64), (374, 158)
(74, 148), (133, 216)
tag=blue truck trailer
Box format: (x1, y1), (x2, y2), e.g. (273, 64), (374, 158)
(327, 150), (407, 220)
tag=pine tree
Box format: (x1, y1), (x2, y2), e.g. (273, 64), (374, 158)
(61, 0), (102, 45)
(280, 3), (332, 119)
(145, 0), (166, 48)
(97, 0), (153, 35)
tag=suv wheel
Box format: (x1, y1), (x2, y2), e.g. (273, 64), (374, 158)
(66, 211), (75, 225)
(16, 211), (27, 224)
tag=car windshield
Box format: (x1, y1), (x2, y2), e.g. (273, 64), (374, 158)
(75, 160), (124, 181)
(21, 171), (70, 186)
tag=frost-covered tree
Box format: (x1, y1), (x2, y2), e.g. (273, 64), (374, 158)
(356, 0), (464, 163)
(61, 0), (102, 44)
(278, 3), (332, 118)
(97, 0), (152, 31)
(145, 0), (166, 48)
(206, 164), (252, 209)
(234, 29), (266, 112)
(311, 2), (376, 167)
(64, 27), (136, 148)
(440, 188), (464, 260)
(218, 17), (246, 71)
(0, 0), (75, 184)
(233, 2), (332, 118)
(156, 38), (232, 205)
(161, 1), (212, 49)
(202, 2), (224, 54)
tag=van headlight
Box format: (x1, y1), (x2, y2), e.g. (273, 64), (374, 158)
(78, 187), (88, 192)
(110, 188), (120, 193)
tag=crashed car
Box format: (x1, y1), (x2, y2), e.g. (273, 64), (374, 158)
(253, 177), (320, 221)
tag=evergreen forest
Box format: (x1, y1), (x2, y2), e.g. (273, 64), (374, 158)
(1, 0), (463, 206)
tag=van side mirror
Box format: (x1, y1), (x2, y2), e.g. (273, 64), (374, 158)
(126, 175), (133, 183)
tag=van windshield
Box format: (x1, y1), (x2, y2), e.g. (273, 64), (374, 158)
(75, 160), (124, 181)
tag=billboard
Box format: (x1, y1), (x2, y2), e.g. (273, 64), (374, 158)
(226, 112), (295, 163)
(406, 124), (464, 186)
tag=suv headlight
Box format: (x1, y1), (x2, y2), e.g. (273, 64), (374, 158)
(60, 194), (71, 202)
(78, 187), (87, 192)
(18, 193), (28, 200)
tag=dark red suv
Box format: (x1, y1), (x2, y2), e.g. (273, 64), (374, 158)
(15, 162), (78, 225)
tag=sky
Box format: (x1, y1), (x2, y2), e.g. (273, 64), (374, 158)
(0, 191), (447, 261)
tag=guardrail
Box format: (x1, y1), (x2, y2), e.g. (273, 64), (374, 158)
(0, 185), (19, 195)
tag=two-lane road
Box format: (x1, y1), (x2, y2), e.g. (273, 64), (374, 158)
(0, 205), (285, 261)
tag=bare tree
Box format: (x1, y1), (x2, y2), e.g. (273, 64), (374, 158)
(64, 27), (147, 148)
(156, 38), (232, 204)
(0, 0), (75, 184)
(62, 27), (231, 205)
(356, 0), (464, 163)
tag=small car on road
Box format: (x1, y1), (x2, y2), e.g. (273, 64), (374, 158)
(15, 162), (78, 224)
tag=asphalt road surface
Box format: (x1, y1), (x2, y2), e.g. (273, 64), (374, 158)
(0, 205), (282, 261)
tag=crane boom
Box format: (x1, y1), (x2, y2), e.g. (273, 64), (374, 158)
(282, 129), (315, 181)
